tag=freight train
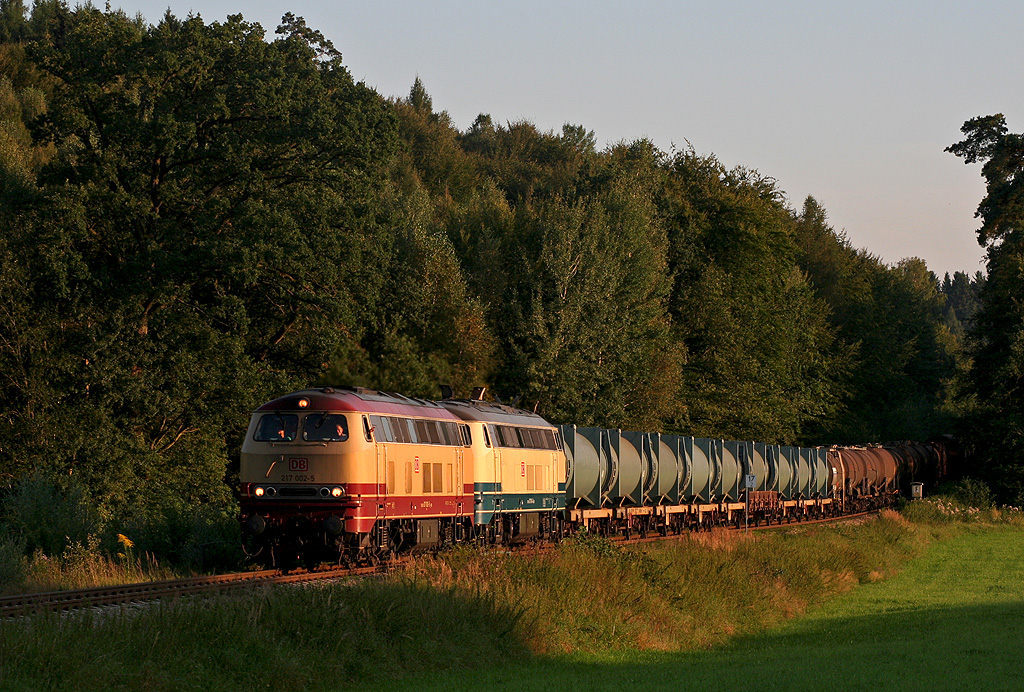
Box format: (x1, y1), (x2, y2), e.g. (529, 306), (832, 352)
(239, 386), (953, 567)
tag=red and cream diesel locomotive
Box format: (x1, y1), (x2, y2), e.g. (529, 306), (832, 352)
(239, 386), (566, 566)
(239, 385), (955, 566)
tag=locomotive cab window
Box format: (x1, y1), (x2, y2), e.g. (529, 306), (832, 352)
(254, 413), (298, 442)
(302, 413), (349, 442)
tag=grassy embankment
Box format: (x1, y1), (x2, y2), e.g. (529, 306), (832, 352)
(0, 494), (1019, 691)
(0, 476), (244, 595)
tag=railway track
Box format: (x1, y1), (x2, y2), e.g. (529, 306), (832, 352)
(0, 509), (881, 620)
(0, 565), (381, 620)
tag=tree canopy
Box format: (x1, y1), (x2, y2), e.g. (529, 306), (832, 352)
(948, 114), (1024, 503)
(0, 5), (972, 543)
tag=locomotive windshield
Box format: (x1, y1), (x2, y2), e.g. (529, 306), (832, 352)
(302, 413), (349, 442)
(254, 413), (298, 441)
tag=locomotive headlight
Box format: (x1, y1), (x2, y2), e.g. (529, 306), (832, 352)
(254, 486), (265, 497)
(331, 486), (344, 498)
(265, 486), (277, 497)
(319, 487), (331, 498)
(298, 398), (309, 408)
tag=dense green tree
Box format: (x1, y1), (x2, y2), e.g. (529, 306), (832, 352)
(0, 0), (27, 43)
(345, 187), (498, 399)
(390, 77), (480, 200)
(659, 155), (847, 443)
(948, 114), (1024, 503)
(940, 270), (985, 337)
(388, 89), (679, 428)
(793, 197), (958, 443)
(0, 8), (398, 518)
(491, 144), (682, 429)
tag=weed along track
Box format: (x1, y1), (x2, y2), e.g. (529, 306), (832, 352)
(1, 508), (881, 619)
(0, 566), (382, 619)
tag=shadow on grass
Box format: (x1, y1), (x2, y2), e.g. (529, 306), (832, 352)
(0, 580), (530, 692)
(379, 600), (1024, 692)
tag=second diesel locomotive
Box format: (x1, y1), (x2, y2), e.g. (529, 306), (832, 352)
(239, 385), (951, 566)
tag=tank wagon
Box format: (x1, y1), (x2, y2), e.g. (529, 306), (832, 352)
(240, 386), (954, 566)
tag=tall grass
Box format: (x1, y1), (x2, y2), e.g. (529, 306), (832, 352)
(19, 535), (177, 593)
(901, 477), (1024, 526)
(0, 475), (243, 594)
(400, 511), (930, 654)
(0, 512), (945, 691)
(0, 578), (530, 691)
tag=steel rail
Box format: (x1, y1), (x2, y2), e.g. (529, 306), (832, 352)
(0, 566), (379, 619)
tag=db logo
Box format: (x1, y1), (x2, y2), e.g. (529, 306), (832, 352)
(289, 458), (309, 472)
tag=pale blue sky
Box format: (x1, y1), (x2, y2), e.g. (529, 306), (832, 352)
(113, 0), (1024, 277)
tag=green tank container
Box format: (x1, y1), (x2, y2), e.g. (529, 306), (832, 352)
(623, 431), (658, 505)
(720, 440), (743, 501)
(576, 428), (616, 506)
(812, 448), (830, 497)
(796, 448), (814, 498)
(749, 441), (771, 491)
(686, 437), (717, 502)
(605, 430), (643, 506)
(628, 432), (682, 504)
(560, 424), (602, 508)
(777, 446), (798, 500)
(659, 434), (688, 504)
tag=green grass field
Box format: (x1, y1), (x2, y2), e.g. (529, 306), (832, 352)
(2, 507), (1021, 692)
(375, 524), (1024, 692)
